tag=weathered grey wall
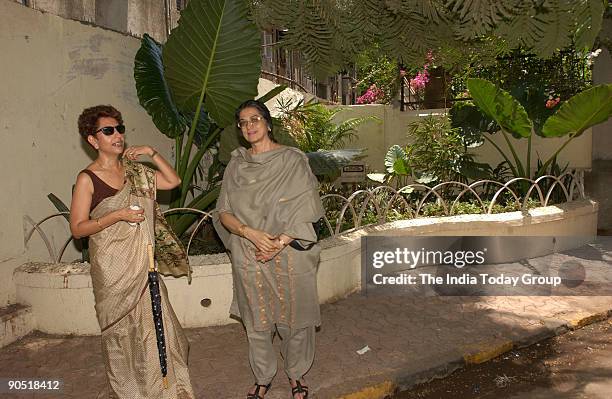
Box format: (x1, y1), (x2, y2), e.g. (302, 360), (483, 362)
(29, 0), (95, 22)
(586, 160), (612, 232)
(0, 0), (175, 306)
(333, 105), (592, 174)
(127, 0), (168, 41)
(95, 0), (128, 33)
(586, 17), (612, 232)
(11, 0), (170, 42)
(592, 17), (612, 161)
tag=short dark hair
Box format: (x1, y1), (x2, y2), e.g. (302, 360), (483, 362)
(235, 99), (275, 142)
(77, 105), (123, 140)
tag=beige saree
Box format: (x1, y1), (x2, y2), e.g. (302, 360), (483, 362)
(88, 161), (194, 399)
(213, 146), (324, 332)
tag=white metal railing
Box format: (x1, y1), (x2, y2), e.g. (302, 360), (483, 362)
(319, 170), (585, 236)
(24, 170), (585, 263)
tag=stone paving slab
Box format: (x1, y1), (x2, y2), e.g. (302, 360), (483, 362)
(1, 244), (612, 398)
(0, 294), (610, 399)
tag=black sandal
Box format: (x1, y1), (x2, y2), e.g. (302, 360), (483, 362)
(246, 382), (271, 399)
(289, 378), (309, 398)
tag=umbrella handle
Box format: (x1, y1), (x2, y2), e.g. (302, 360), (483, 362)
(147, 244), (155, 272)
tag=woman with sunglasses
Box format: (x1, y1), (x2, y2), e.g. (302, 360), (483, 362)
(213, 100), (324, 399)
(70, 105), (195, 398)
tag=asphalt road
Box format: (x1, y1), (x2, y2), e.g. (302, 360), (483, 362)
(398, 318), (612, 398)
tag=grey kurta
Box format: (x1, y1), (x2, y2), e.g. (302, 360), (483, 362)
(213, 146), (324, 332)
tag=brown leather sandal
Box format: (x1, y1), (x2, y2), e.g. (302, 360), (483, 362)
(246, 382), (271, 399)
(289, 378), (308, 398)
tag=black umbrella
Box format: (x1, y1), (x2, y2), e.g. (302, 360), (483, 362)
(147, 244), (169, 389)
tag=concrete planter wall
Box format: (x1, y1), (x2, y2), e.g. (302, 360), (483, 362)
(14, 200), (598, 335)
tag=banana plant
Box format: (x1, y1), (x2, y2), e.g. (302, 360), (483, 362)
(462, 78), (612, 178)
(134, 0), (261, 236)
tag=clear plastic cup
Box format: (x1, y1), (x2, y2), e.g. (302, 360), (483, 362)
(128, 205), (141, 226)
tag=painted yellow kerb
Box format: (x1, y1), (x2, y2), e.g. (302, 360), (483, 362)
(463, 341), (514, 364)
(338, 381), (396, 399)
(567, 311), (610, 330)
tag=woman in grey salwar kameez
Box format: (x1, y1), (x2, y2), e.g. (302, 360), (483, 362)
(213, 100), (323, 399)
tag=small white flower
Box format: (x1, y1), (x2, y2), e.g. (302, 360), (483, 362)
(587, 49), (602, 62)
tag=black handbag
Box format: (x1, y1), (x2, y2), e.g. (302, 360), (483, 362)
(289, 218), (324, 251)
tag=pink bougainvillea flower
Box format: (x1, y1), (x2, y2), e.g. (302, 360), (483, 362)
(410, 70), (429, 90)
(407, 51), (434, 91)
(545, 97), (561, 109)
(356, 84), (384, 104)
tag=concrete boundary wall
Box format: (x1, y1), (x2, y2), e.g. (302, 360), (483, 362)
(333, 105), (592, 173)
(0, 0), (176, 306)
(12, 200), (598, 336)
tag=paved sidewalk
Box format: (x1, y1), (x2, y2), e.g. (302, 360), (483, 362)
(2, 247), (612, 398)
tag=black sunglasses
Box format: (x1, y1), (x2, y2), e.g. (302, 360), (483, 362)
(96, 125), (126, 135)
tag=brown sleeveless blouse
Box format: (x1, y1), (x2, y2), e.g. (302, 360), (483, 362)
(80, 169), (120, 211)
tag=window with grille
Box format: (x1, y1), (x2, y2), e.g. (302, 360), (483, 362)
(263, 31), (273, 61)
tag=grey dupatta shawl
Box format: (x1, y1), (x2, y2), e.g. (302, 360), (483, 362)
(213, 146), (324, 332)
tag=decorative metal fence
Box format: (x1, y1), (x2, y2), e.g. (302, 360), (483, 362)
(25, 170), (585, 263)
(320, 170), (584, 237)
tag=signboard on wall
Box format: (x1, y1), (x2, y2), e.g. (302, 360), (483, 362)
(336, 162), (366, 183)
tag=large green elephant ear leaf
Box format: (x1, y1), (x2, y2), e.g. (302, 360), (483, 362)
(449, 101), (498, 146)
(219, 125), (247, 164)
(467, 78), (532, 139)
(186, 109), (212, 148)
(163, 0), (261, 127)
(256, 85), (288, 104)
(508, 83), (556, 137)
(134, 34), (187, 138)
(384, 145), (409, 175)
(541, 84), (612, 138)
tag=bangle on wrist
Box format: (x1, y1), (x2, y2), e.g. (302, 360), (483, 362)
(150, 149), (158, 158)
(238, 224), (247, 237)
(96, 217), (102, 229)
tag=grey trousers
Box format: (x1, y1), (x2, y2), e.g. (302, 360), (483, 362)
(246, 324), (315, 384)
